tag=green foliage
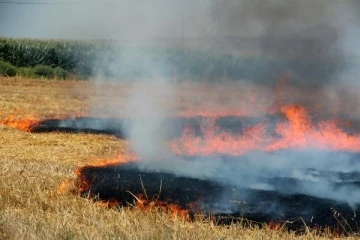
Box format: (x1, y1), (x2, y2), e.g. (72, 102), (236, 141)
(17, 67), (34, 78)
(0, 37), (353, 85)
(0, 60), (17, 77)
(33, 65), (55, 78)
(54, 67), (69, 80)
(31, 65), (69, 79)
(0, 58), (70, 79)
(0, 38), (97, 77)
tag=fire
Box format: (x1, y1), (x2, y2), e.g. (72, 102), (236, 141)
(75, 162), (190, 219)
(177, 109), (262, 118)
(169, 104), (360, 156)
(4, 74), (360, 233)
(96, 198), (122, 208)
(56, 179), (77, 195)
(267, 104), (360, 152)
(268, 221), (283, 231)
(0, 113), (40, 131)
(0, 111), (88, 132)
(169, 120), (267, 156)
(87, 152), (138, 168)
(134, 194), (190, 219)
(93, 195), (191, 219)
(74, 152), (138, 193)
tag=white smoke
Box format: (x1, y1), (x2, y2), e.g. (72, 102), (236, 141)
(88, 0), (360, 208)
(137, 150), (360, 207)
(123, 78), (175, 161)
(2, 0), (360, 210)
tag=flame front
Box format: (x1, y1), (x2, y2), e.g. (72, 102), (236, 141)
(169, 104), (360, 156)
(0, 113), (40, 131)
(135, 194), (190, 219)
(0, 112), (88, 132)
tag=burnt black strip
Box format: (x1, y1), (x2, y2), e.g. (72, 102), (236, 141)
(30, 114), (360, 139)
(30, 116), (272, 138)
(77, 162), (359, 232)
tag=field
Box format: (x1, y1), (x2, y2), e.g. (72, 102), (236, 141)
(0, 37), (350, 84)
(1, 76), (352, 239)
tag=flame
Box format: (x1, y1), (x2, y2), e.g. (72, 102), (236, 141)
(95, 195), (191, 219)
(56, 179), (77, 195)
(268, 221), (283, 231)
(169, 119), (267, 156)
(6, 74), (360, 232)
(135, 195), (190, 219)
(0, 111), (88, 132)
(177, 109), (260, 118)
(75, 168), (190, 219)
(169, 104), (360, 156)
(96, 198), (122, 208)
(74, 152), (138, 193)
(0, 113), (40, 131)
(87, 152), (138, 167)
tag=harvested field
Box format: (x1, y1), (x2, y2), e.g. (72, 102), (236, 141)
(0, 77), (359, 239)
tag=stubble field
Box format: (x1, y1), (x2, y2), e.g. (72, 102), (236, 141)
(0, 77), (352, 239)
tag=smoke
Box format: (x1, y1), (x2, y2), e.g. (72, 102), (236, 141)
(137, 150), (360, 208)
(74, 0), (360, 209)
(2, 0), (360, 211)
(122, 78), (175, 161)
(320, 1), (360, 120)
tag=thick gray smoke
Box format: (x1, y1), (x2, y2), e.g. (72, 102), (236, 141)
(1, 0), (360, 209)
(120, 0), (360, 209)
(138, 150), (360, 208)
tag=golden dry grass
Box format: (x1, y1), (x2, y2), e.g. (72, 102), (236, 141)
(0, 77), (357, 239)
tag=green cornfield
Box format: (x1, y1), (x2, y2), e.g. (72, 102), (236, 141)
(0, 37), (350, 85)
(0, 38), (98, 77)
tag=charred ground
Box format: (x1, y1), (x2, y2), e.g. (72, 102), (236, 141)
(1, 78), (360, 239)
(27, 113), (360, 233)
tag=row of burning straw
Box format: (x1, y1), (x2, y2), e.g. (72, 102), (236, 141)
(1, 102), (360, 218)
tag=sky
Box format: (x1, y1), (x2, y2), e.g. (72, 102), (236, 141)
(0, 0), (210, 40)
(1, 0), (357, 41)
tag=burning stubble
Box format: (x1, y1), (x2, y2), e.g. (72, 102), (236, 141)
(2, 0), (360, 229)
(2, 79), (360, 229)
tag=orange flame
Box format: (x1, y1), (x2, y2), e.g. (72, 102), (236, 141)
(96, 198), (122, 208)
(268, 221), (283, 231)
(169, 120), (267, 156)
(87, 152), (138, 168)
(170, 104), (360, 156)
(0, 113), (40, 131)
(96, 195), (191, 219)
(0, 111), (88, 132)
(134, 194), (190, 219)
(74, 152), (138, 193)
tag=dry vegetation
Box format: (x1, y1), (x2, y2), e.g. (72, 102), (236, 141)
(0, 77), (357, 239)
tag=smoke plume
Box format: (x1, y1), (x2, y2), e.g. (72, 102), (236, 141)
(1, 0), (360, 209)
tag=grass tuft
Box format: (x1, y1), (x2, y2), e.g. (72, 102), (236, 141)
(33, 65), (55, 78)
(0, 61), (71, 80)
(0, 60), (17, 77)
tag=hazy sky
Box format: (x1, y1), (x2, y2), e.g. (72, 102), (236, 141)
(1, 0), (358, 40)
(0, 0), (210, 40)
